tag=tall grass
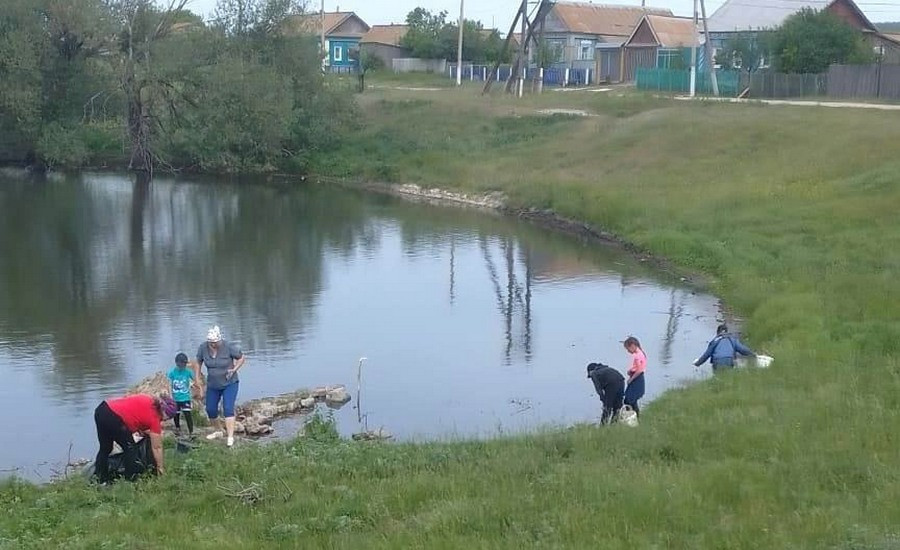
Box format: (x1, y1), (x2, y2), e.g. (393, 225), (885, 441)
(4, 82), (900, 548)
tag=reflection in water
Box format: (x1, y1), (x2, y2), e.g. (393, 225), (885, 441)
(478, 237), (534, 365)
(0, 171), (722, 478)
(660, 289), (687, 367)
(449, 235), (455, 306)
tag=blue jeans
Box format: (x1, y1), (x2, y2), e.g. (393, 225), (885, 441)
(624, 373), (646, 416)
(206, 382), (239, 419)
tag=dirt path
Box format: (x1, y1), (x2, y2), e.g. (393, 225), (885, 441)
(675, 96), (900, 111)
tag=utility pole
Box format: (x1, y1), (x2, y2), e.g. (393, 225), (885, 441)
(700, 0), (719, 96)
(876, 45), (885, 99)
(690, 0), (698, 97)
(320, 0), (326, 68)
(517, 0), (526, 97)
(456, 0), (464, 86)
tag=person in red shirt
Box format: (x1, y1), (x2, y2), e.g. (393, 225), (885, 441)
(93, 393), (177, 483)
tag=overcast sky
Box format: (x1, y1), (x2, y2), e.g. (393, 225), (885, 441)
(187, 0), (900, 28)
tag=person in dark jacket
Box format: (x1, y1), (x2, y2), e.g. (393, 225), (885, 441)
(587, 363), (625, 424)
(694, 323), (756, 372)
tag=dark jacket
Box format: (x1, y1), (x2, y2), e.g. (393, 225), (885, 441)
(694, 333), (754, 367)
(587, 363), (625, 398)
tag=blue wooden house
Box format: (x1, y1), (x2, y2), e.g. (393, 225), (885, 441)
(286, 11), (370, 72)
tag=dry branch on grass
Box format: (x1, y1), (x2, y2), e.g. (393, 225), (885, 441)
(216, 479), (264, 505)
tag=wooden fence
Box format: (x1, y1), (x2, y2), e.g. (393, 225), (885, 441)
(749, 72), (826, 98)
(827, 64), (900, 100)
(392, 58), (447, 74)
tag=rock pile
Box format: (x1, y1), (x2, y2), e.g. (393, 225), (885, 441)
(351, 427), (392, 441)
(127, 372), (354, 438)
(234, 389), (317, 436)
(126, 370), (205, 411)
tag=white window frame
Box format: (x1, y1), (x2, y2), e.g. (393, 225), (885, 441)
(333, 45), (343, 62)
(578, 39), (594, 61)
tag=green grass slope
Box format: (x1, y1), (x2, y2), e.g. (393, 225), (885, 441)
(4, 82), (900, 548)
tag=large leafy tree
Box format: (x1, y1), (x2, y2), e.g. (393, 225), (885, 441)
(106, 0), (194, 175)
(0, 0), (115, 167)
(771, 8), (874, 73)
(402, 7), (503, 62)
(0, 0), (355, 174)
(159, 0), (355, 173)
(402, 7), (448, 59)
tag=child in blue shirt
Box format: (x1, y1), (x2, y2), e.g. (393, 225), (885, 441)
(167, 353), (195, 436)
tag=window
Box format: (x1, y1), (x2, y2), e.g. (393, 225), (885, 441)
(546, 39), (565, 63)
(333, 45), (343, 62)
(578, 39), (594, 61)
(657, 49), (684, 70)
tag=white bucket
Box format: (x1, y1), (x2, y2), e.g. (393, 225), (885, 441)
(619, 406), (639, 427)
(755, 354), (774, 368)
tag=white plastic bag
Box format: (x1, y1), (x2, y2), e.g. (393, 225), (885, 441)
(619, 405), (639, 427)
(755, 354), (774, 368)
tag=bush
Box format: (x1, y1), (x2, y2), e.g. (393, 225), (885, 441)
(771, 8), (875, 73)
(36, 123), (89, 168)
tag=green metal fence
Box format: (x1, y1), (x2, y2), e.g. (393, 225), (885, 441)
(636, 68), (743, 97)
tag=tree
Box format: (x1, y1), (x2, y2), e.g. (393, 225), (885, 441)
(106, 0), (193, 175)
(716, 32), (768, 72)
(401, 8), (501, 62)
(0, 0), (355, 174)
(483, 30), (511, 64)
(0, 0), (45, 162)
(157, 0), (355, 173)
(402, 8), (448, 59)
(770, 8), (874, 73)
(0, 0), (116, 167)
(350, 48), (383, 92)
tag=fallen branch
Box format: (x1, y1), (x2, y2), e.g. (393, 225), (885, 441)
(217, 479), (264, 505)
(278, 477), (293, 503)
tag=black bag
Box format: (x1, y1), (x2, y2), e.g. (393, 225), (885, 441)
(106, 436), (157, 481)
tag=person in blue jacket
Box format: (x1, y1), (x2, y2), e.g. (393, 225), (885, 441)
(694, 324), (756, 372)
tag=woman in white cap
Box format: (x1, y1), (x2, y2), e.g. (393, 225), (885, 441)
(193, 325), (245, 447)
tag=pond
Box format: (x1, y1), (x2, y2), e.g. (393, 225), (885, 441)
(0, 171), (723, 480)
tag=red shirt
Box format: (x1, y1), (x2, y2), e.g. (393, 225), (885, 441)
(107, 394), (162, 434)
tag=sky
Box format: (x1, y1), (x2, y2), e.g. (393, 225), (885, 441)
(187, 0), (900, 28)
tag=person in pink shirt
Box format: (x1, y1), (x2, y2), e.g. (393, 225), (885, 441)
(623, 336), (646, 417)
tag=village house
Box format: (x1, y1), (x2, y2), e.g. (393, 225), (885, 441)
(620, 15), (700, 82)
(707, 0), (900, 66)
(285, 11), (370, 71)
(360, 25), (411, 69)
(538, 2), (672, 79)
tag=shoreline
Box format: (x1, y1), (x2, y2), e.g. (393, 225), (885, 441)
(318, 177), (719, 296)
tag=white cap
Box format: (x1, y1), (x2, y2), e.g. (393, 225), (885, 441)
(206, 325), (223, 342)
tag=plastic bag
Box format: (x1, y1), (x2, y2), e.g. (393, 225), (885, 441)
(83, 436), (157, 482)
(619, 405), (639, 427)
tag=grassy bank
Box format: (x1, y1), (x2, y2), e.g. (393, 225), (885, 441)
(4, 79), (900, 548)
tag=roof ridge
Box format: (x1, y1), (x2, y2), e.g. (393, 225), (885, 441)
(647, 14), (694, 20)
(555, 1), (668, 9)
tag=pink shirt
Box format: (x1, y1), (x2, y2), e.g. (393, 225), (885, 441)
(628, 349), (647, 377)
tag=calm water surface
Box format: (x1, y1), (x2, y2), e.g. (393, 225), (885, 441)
(0, 171), (722, 479)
